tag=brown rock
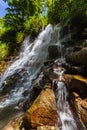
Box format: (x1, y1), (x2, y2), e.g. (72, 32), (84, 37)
(37, 125), (60, 130)
(3, 116), (24, 130)
(73, 92), (87, 128)
(64, 74), (87, 98)
(23, 85), (61, 129)
(64, 74), (87, 128)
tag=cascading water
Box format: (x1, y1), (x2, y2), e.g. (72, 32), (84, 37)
(0, 24), (53, 108)
(0, 24), (55, 129)
(53, 63), (77, 130)
(0, 23), (78, 130)
(52, 23), (78, 129)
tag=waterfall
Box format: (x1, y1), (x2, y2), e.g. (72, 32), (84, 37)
(0, 23), (78, 130)
(0, 24), (53, 108)
(53, 61), (77, 130)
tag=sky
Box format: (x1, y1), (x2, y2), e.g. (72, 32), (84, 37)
(0, 0), (8, 18)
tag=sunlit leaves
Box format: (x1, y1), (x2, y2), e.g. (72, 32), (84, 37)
(24, 15), (46, 36)
(16, 32), (24, 44)
(47, 0), (87, 24)
(0, 42), (8, 61)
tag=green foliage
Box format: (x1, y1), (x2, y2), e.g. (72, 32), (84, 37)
(1, 0), (86, 62)
(47, 0), (71, 24)
(24, 15), (47, 36)
(4, 0), (42, 19)
(0, 27), (18, 55)
(0, 18), (8, 37)
(0, 0), (47, 60)
(47, 0), (87, 25)
(0, 42), (8, 61)
(0, 17), (18, 56)
(16, 32), (24, 44)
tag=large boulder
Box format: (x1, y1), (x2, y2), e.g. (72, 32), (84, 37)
(23, 85), (61, 129)
(66, 47), (87, 66)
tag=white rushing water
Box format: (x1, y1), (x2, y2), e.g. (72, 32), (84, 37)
(53, 63), (77, 130)
(0, 24), (63, 108)
(0, 24), (53, 88)
(0, 24), (53, 108)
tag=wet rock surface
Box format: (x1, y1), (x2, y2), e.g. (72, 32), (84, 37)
(23, 85), (61, 129)
(73, 92), (87, 129)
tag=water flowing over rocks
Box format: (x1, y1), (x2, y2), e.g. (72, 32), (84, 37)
(0, 24), (62, 130)
(0, 23), (87, 130)
(2, 60), (86, 130)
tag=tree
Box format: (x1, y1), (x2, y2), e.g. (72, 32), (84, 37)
(1, 0), (45, 55)
(47, 0), (87, 25)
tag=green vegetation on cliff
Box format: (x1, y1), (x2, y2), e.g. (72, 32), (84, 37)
(0, 0), (87, 61)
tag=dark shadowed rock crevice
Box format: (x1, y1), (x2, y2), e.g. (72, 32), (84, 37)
(48, 45), (60, 59)
(66, 47), (87, 66)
